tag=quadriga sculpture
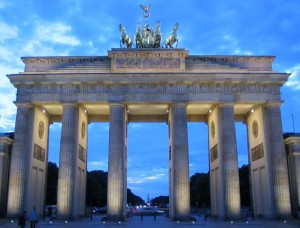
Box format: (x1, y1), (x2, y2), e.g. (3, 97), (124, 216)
(119, 24), (132, 48)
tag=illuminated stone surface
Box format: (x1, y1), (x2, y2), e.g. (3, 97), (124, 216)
(169, 103), (190, 220)
(5, 48), (293, 219)
(7, 104), (33, 216)
(107, 104), (127, 220)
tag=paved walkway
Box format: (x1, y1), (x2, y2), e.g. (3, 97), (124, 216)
(1, 214), (299, 227)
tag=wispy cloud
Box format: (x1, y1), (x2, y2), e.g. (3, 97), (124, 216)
(35, 22), (80, 46)
(0, 22), (18, 42)
(128, 173), (165, 184)
(0, 84), (16, 131)
(285, 65), (300, 90)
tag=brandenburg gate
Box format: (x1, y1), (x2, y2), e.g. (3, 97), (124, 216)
(6, 46), (292, 220)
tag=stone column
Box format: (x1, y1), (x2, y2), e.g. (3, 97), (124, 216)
(264, 103), (291, 217)
(0, 134), (13, 216)
(285, 135), (300, 218)
(170, 103), (190, 220)
(7, 104), (34, 216)
(107, 103), (127, 221)
(57, 103), (78, 219)
(219, 104), (241, 218)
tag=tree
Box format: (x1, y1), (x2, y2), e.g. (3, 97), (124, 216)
(189, 165), (251, 208)
(151, 196), (169, 207)
(127, 189), (145, 206)
(86, 170), (107, 207)
(46, 162), (58, 205)
(190, 172), (210, 208)
(239, 164), (250, 207)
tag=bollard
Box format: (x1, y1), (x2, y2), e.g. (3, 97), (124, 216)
(141, 213), (143, 221)
(154, 213), (156, 221)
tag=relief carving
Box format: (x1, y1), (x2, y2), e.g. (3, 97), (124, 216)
(210, 144), (218, 162)
(33, 143), (45, 162)
(116, 57), (180, 69)
(78, 144), (86, 163)
(251, 143), (264, 162)
(16, 82), (281, 98)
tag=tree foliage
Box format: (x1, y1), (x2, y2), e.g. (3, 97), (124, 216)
(86, 170), (108, 207)
(46, 163), (250, 208)
(239, 164), (250, 207)
(45, 163), (145, 207)
(189, 165), (251, 208)
(127, 189), (145, 206)
(46, 162), (58, 205)
(151, 196), (169, 207)
(190, 172), (210, 208)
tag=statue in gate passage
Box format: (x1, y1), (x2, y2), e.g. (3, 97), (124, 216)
(119, 24), (132, 48)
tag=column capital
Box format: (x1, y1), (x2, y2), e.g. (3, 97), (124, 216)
(218, 102), (235, 108)
(109, 103), (125, 108)
(264, 101), (283, 108)
(14, 102), (33, 108)
(171, 103), (187, 108)
(61, 102), (78, 107)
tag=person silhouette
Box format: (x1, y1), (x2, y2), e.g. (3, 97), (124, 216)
(29, 207), (38, 228)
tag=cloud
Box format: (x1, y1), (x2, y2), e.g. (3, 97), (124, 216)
(35, 22), (80, 46)
(0, 21), (18, 42)
(129, 123), (143, 129)
(0, 88), (17, 131)
(128, 173), (165, 184)
(89, 161), (105, 166)
(285, 65), (300, 90)
(98, 35), (108, 43)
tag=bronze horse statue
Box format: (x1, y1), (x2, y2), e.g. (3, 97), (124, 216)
(165, 23), (179, 48)
(134, 22), (143, 48)
(119, 24), (132, 48)
(153, 21), (162, 48)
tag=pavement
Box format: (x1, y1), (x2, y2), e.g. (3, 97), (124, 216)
(1, 214), (300, 228)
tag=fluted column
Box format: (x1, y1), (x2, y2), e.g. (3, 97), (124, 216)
(264, 103), (291, 217)
(57, 103), (78, 219)
(285, 135), (300, 217)
(170, 103), (190, 220)
(7, 104), (34, 216)
(219, 104), (241, 218)
(0, 135), (12, 216)
(107, 103), (127, 221)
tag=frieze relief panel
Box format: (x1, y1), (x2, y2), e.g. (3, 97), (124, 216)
(17, 83), (280, 97)
(210, 144), (218, 162)
(78, 144), (86, 163)
(251, 143), (264, 162)
(33, 143), (46, 162)
(115, 57), (180, 69)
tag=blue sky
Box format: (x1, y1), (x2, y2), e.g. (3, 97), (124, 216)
(0, 0), (299, 201)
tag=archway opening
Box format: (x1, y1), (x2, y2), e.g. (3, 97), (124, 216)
(127, 122), (168, 205)
(236, 122), (251, 210)
(188, 122), (209, 210)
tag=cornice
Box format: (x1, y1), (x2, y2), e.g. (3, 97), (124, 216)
(187, 55), (275, 63)
(21, 56), (109, 64)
